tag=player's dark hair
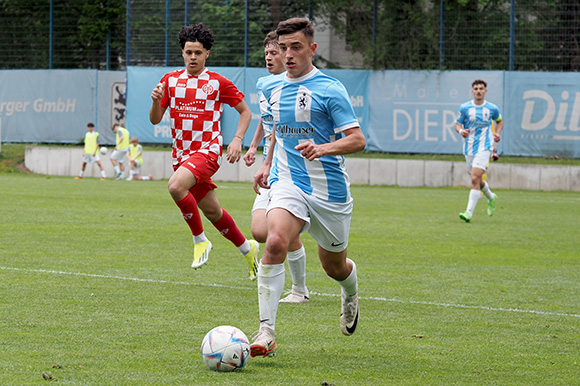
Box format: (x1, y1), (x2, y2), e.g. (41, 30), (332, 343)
(276, 18), (314, 43)
(87, 123), (95, 127)
(264, 31), (278, 47)
(179, 23), (215, 50)
(472, 79), (487, 88)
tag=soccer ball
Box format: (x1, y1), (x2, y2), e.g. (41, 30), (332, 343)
(99, 146), (108, 155)
(201, 325), (250, 372)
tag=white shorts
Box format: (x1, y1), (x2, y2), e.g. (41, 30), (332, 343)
(465, 150), (491, 174)
(83, 154), (101, 163)
(251, 187), (270, 213)
(111, 148), (128, 163)
(267, 181), (353, 252)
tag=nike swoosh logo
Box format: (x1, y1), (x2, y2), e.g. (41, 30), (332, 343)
(259, 319), (270, 323)
(331, 241), (345, 247)
(270, 101), (277, 106)
(346, 308), (359, 335)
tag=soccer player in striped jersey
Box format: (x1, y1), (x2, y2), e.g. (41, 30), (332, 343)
(243, 31), (310, 304)
(250, 18), (366, 357)
(455, 79), (503, 222)
(149, 23), (259, 279)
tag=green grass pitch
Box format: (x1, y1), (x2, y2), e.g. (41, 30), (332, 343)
(0, 174), (578, 385)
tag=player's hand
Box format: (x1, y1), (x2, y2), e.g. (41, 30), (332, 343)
(295, 141), (323, 161)
(243, 148), (256, 167)
(494, 133), (501, 142)
(460, 129), (469, 138)
(151, 83), (165, 101)
(253, 164), (270, 193)
(226, 137), (242, 164)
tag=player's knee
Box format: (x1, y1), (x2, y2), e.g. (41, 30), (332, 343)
(168, 179), (187, 201)
(201, 206), (221, 222)
(264, 232), (289, 257)
(250, 223), (268, 243)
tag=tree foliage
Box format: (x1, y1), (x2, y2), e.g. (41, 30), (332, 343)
(0, 0), (578, 71)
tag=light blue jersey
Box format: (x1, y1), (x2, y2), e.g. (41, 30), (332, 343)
(262, 68), (359, 203)
(455, 100), (502, 156)
(256, 74), (284, 157)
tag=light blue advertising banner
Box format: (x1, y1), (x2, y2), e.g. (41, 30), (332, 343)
(126, 66), (246, 145)
(0, 70), (97, 143)
(503, 72), (580, 157)
(367, 70), (504, 154)
(97, 71), (127, 145)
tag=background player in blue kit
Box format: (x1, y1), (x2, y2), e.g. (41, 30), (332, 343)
(455, 79), (503, 222)
(249, 18), (366, 357)
(244, 31), (310, 304)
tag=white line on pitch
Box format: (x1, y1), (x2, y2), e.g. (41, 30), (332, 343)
(2, 266), (579, 319)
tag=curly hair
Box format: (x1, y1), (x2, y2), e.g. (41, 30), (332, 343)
(178, 23), (215, 50)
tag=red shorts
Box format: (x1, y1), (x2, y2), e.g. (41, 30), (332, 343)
(173, 152), (220, 202)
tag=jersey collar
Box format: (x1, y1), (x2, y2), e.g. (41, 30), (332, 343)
(284, 67), (318, 83)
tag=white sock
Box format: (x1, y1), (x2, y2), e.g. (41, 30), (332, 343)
(481, 182), (494, 200)
(337, 258), (358, 297)
(287, 246), (307, 293)
(258, 262), (285, 332)
(466, 189), (481, 215)
(79, 170), (84, 177)
(141, 176), (150, 180)
(100, 170), (106, 178)
(239, 239), (251, 255)
(114, 165), (120, 174)
(193, 232), (207, 244)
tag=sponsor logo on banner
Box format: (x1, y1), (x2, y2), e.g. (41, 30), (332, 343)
(112, 82), (126, 127)
(521, 90), (580, 141)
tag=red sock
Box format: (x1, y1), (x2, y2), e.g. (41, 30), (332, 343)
(212, 209), (246, 247)
(175, 193), (203, 236)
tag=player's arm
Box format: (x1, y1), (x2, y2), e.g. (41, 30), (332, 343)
(150, 83), (167, 125)
(244, 118), (265, 167)
(494, 118), (503, 142)
(455, 122), (468, 138)
(253, 129), (276, 193)
(295, 126), (366, 162)
(226, 100), (252, 164)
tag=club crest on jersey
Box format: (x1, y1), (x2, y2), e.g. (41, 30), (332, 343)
(295, 86), (312, 122)
(299, 93), (308, 110)
(202, 83), (215, 95)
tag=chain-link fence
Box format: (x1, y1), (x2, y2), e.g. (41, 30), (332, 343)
(0, 0), (578, 71)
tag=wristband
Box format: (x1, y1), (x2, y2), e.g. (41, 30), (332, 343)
(234, 135), (243, 140)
